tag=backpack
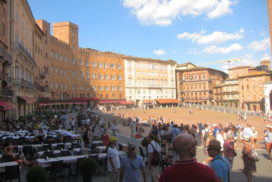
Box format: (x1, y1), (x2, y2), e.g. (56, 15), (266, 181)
(150, 143), (160, 166)
(203, 129), (209, 141)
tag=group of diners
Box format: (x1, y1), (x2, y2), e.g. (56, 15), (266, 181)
(0, 135), (131, 181)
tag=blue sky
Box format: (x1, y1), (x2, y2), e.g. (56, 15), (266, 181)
(28, 0), (271, 72)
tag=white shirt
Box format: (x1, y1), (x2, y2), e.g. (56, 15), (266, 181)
(216, 133), (224, 151)
(243, 127), (253, 139)
(107, 147), (120, 172)
(148, 140), (161, 153)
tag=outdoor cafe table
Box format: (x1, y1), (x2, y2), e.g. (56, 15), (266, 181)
(89, 153), (107, 160)
(92, 140), (103, 145)
(56, 155), (88, 163)
(0, 161), (18, 168)
(95, 146), (107, 153)
(37, 158), (59, 167)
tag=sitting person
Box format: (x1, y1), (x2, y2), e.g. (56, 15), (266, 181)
(2, 142), (18, 162)
(35, 128), (46, 143)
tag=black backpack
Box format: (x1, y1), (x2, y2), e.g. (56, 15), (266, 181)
(150, 143), (160, 166)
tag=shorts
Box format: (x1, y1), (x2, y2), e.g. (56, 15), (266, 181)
(267, 142), (272, 153)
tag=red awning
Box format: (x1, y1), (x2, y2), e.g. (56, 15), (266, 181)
(0, 102), (15, 110)
(73, 101), (87, 105)
(155, 99), (180, 104)
(73, 97), (100, 101)
(98, 100), (120, 104)
(119, 101), (134, 105)
(18, 96), (37, 104)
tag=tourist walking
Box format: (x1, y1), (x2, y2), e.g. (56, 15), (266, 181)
(208, 140), (230, 182)
(107, 136), (120, 182)
(159, 134), (217, 182)
(147, 134), (161, 182)
(265, 125), (272, 161)
(223, 135), (236, 169)
(241, 138), (256, 182)
(119, 144), (146, 182)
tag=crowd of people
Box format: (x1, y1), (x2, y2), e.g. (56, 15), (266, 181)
(1, 104), (272, 182)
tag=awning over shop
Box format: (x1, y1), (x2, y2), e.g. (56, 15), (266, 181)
(155, 99), (180, 104)
(0, 102), (15, 110)
(143, 100), (154, 104)
(119, 101), (134, 105)
(73, 101), (88, 105)
(98, 100), (120, 104)
(18, 96), (37, 104)
(73, 97), (100, 101)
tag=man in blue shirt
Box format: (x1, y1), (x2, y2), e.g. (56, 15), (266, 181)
(171, 125), (181, 142)
(208, 140), (230, 182)
(120, 144), (146, 182)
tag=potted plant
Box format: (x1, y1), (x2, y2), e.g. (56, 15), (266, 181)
(79, 158), (98, 182)
(26, 166), (48, 182)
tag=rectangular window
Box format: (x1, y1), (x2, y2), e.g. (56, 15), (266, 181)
(85, 60), (89, 67)
(110, 64), (115, 68)
(92, 73), (96, 79)
(105, 63), (108, 68)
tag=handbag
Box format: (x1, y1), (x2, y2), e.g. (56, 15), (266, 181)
(251, 149), (259, 162)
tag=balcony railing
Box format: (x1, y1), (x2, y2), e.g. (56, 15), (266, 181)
(0, 46), (12, 64)
(16, 43), (36, 66)
(14, 78), (36, 89)
(36, 85), (49, 92)
(0, 88), (14, 97)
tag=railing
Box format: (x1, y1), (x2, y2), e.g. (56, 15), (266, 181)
(0, 88), (14, 97)
(181, 103), (265, 117)
(14, 78), (36, 89)
(16, 43), (36, 66)
(36, 85), (49, 92)
(0, 46), (12, 61)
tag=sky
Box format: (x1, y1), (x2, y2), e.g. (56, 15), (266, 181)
(27, 0), (271, 72)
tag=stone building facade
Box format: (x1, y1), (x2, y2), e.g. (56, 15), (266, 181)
(124, 57), (176, 103)
(0, 0), (13, 120)
(176, 67), (227, 105)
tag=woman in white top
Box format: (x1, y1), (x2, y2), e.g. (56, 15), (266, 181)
(107, 136), (120, 182)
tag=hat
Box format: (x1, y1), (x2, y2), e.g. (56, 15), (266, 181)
(109, 136), (117, 142)
(240, 135), (250, 142)
(266, 125), (270, 128)
(128, 144), (136, 150)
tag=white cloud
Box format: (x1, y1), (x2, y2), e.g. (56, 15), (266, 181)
(248, 38), (270, 51)
(207, 0), (235, 19)
(154, 49), (166, 55)
(203, 43), (242, 54)
(123, 0), (236, 26)
(177, 29), (243, 44)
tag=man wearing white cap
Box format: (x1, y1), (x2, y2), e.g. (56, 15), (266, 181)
(265, 125), (272, 161)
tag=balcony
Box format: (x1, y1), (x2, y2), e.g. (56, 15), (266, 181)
(16, 43), (36, 66)
(0, 46), (12, 65)
(36, 85), (49, 92)
(0, 88), (14, 97)
(14, 78), (36, 90)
